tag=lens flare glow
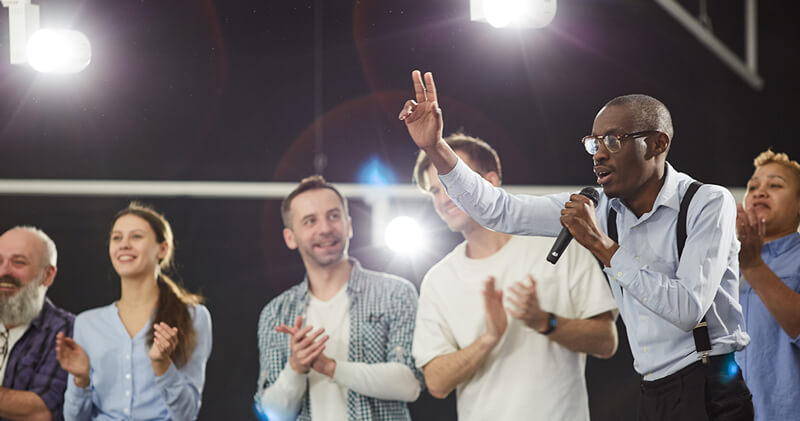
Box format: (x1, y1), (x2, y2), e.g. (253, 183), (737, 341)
(26, 29), (91, 74)
(483, 0), (531, 28)
(384, 216), (424, 254)
(476, 0), (557, 28)
(357, 156), (397, 186)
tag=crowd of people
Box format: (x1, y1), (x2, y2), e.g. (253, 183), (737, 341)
(1, 70), (798, 420)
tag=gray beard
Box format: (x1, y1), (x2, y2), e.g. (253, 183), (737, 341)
(0, 276), (46, 327)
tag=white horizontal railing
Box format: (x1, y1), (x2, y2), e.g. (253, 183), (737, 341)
(0, 179), (746, 202)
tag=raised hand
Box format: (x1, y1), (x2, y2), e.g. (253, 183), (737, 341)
(507, 275), (549, 332)
(481, 277), (508, 346)
(55, 331), (91, 388)
(399, 70), (444, 151)
(275, 316), (329, 374)
(737, 203), (766, 270)
(149, 322), (179, 363)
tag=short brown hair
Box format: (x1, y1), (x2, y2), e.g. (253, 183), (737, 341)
(281, 175), (349, 227)
(413, 132), (502, 192)
(753, 149), (800, 195)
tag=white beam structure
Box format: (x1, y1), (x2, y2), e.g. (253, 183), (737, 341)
(0, 179), (753, 247)
(0, 178), (746, 202)
(654, 0), (763, 90)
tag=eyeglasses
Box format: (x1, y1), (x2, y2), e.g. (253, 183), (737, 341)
(580, 130), (664, 155)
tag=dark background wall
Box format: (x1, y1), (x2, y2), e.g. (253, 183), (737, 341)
(1, 1), (798, 420)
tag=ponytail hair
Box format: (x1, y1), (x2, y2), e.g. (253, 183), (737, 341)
(111, 202), (204, 368)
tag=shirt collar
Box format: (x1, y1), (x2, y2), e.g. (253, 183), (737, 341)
(27, 297), (53, 330)
(763, 232), (800, 256)
(298, 257), (365, 303)
(609, 162), (680, 215)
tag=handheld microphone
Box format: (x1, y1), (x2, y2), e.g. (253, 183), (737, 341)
(546, 187), (600, 264)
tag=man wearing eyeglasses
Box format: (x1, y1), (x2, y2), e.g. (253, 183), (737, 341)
(0, 227), (74, 421)
(399, 70), (753, 420)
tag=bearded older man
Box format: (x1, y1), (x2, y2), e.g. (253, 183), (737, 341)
(0, 226), (74, 421)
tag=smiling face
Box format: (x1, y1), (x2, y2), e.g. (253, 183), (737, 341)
(744, 162), (800, 238)
(0, 228), (54, 326)
(283, 188), (353, 269)
(109, 214), (168, 280)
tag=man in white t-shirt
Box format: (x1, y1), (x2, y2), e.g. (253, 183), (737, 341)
(411, 133), (618, 421)
(255, 176), (423, 421)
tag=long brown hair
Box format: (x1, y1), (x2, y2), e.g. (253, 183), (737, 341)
(111, 202), (204, 368)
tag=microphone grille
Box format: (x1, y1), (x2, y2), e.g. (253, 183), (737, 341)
(579, 187), (600, 205)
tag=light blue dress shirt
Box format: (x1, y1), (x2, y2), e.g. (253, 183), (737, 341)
(64, 303), (212, 421)
(439, 158), (749, 380)
(736, 232), (800, 421)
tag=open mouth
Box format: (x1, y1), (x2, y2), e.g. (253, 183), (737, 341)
(314, 240), (340, 251)
(594, 167), (614, 185)
(0, 281), (19, 292)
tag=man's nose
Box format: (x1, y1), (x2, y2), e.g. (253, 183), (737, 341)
(593, 141), (611, 163)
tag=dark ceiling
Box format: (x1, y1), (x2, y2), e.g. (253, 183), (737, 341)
(1, 0), (798, 187)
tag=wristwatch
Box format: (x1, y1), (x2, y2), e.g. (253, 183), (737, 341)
(540, 312), (557, 335)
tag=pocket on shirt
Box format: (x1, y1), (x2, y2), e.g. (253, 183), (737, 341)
(360, 313), (389, 360)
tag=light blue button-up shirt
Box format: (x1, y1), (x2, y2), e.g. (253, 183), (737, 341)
(736, 232), (800, 421)
(64, 303), (212, 421)
(439, 158), (749, 380)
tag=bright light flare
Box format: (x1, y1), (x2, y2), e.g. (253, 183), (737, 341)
(384, 216), (425, 254)
(27, 28), (91, 73)
(472, 0), (558, 29)
(483, 0), (531, 28)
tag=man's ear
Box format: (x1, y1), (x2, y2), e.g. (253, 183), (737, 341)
(283, 227), (298, 250)
(647, 132), (670, 159)
(347, 216), (354, 239)
(483, 171), (502, 187)
(41, 265), (57, 288)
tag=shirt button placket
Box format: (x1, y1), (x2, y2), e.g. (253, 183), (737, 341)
(125, 341), (133, 418)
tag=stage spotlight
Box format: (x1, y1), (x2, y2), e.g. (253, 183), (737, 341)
(2, 0), (91, 73)
(27, 29), (91, 73)
(384, 216), (424, 254)
(470, 0), (557, 29)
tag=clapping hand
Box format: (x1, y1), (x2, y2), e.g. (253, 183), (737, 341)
(275, 316), (329, 375)
(55, 331), (91, 388)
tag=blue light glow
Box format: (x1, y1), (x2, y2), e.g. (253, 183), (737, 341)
(356, 156), (397, 186)
(727, 359), (739, 378)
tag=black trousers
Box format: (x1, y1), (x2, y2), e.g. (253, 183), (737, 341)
(638, 353), (753, 421)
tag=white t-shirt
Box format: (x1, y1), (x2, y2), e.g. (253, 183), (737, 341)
(306, 285), (350, 421)
(412, 235), (617, 421)
(0, 323), (31, 384)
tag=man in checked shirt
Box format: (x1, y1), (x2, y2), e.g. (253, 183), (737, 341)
(255, 175), (423, 421)
(0, 226), (74, 421)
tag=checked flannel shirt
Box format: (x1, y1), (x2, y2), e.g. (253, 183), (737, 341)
(255, 259), (423, 421)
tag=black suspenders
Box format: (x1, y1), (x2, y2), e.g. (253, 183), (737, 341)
(606, 181), (712, 361)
